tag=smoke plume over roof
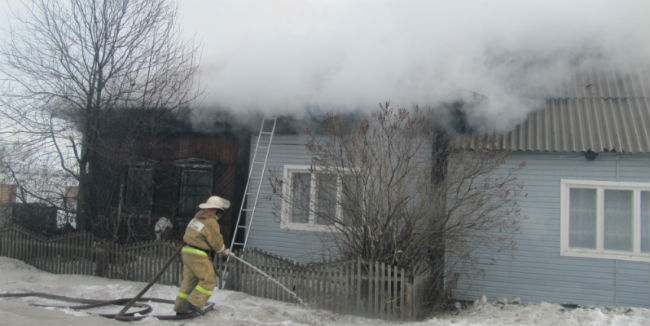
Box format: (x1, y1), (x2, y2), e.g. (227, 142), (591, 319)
(179, 0), (650, 131)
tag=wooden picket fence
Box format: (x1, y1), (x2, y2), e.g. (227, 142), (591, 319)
(0, 225), (183, 285)
(220, 250), (417, 319)
(0, 225), (423, 319)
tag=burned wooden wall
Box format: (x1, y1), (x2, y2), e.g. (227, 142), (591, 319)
(90, 109), (251, 244)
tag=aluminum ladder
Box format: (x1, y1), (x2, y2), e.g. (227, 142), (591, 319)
(221, 115), (277, 288)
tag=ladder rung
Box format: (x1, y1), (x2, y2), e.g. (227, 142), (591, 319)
(232, 242), (245, 246)
(260, 131), (273, 135)
(241, 208), (254, 212)
(236, 224), (248, 229)
(253, 161), (266, 164)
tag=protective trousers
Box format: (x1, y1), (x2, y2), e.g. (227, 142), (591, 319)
(173, 249), (218, 313)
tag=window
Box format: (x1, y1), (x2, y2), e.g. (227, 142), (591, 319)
(179, 169), (213, 217)
(561, 179), (650, 261)
(281, 165), (351, 231)
(174, 158), (214, 218)
(124, 166), (154, 219)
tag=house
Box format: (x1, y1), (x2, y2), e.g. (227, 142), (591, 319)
(452, 68), (650, 307)
(241, 67), (650, 308)
(0, 184), (59, 234)
(88, 109), (252, 243)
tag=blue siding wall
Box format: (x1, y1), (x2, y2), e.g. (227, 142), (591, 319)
(246, 134), (650, 307)
(453, 152), (650, 307)
(244, 135), (338, 263)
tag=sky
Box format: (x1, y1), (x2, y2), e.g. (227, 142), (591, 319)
(1, 0), (650, 131)
(2, 256), (650, 326)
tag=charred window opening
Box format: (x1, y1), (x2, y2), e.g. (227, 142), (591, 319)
(124, 166), (154, 220)
(173, 158), (215, 224)
(179, 169), (213, 217)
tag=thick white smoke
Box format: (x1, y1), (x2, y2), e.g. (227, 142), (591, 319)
(180, 0), (650, 131)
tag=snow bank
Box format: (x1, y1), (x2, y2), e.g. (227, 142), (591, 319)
(1, 256), (649, 326)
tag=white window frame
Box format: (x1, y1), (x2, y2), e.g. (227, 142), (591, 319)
(281, 165), (350, 232)
(560, 179), (650, 262)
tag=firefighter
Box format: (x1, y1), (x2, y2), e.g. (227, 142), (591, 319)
(174, 195), (230, 315)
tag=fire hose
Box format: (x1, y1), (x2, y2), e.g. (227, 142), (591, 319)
(0, 292), (182, 321)
(114, 241), (185, 320)
(0, 243), (304, 321)
(0, 242), (199, 321)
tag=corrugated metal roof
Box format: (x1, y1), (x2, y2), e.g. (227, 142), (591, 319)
(469, 68), (650, 153)
(550, 68), (650, 99)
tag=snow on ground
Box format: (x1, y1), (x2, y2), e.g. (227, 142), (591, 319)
(1, 256), (649, 326)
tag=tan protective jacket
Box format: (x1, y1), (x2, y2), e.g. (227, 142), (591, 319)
(182, 209), (225, 253)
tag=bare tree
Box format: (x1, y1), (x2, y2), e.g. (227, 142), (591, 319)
(0, 0), (199, 233)
(0, 103), (79, 228)
(273, 103), (523, 309)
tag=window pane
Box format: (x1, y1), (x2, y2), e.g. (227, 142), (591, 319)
(291, 172), (310, 223)
(180, 170), (212, 216)
(604, 189), (633, 251)
(569, 188), (596, 249)
(316, 174), (336, 225)
(642, 191), (650, 252)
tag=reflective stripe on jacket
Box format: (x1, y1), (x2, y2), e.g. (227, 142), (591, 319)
(182, 246), (208, 256)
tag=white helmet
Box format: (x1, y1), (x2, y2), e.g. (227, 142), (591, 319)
(198, 196), (231, 210)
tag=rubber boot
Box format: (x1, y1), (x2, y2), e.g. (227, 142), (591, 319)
(186, 301), (204, 315)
